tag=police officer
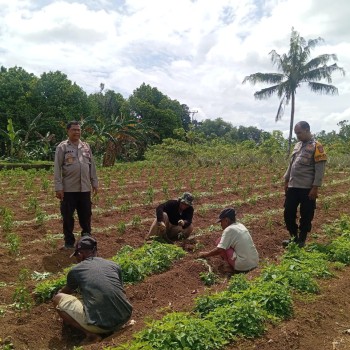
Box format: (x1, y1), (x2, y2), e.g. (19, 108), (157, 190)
(283, 121), (327, 248)
(54, 121), (98, 249)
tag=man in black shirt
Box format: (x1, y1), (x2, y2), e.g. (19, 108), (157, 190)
(146, 192), (194, 243)
(53, 237), (132, 344)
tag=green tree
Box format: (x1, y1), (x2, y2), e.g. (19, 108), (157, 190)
(31, 71), (89, 141)
(0, 66), (38, 154)
(87, 85), (126, 121)
(196, 118), (233, 138)
(243, 28), (345, 154)
(128, 83), (183, 141)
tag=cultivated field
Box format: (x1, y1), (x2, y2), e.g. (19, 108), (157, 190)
(0, 160), (350, 350)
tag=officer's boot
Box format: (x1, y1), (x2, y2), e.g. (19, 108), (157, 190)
(298, 231), (307, 248)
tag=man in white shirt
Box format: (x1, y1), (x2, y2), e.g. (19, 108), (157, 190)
(197, 208), (259, 274)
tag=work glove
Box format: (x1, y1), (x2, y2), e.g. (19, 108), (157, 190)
(178, 219), (185, 227)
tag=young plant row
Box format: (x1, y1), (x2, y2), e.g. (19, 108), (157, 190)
(106, 215), (350, 350)
(33, 241), (185, 303)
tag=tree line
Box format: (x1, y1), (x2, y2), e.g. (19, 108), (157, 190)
(0, 68), (192, 165)
(0, 29), (347, 166)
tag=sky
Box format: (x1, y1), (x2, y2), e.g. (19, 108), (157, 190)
(0, 0), (349, 136)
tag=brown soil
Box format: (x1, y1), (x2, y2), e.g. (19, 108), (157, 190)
(0, 165), (350, 350)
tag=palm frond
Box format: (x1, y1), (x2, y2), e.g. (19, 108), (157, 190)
(254, 84), (283, 100)
(275, 94), (287, 122)
(303, 63), (346, 83)
(307, 37), (324, 49)
(308, 82), (338, 95)
(242, 73), (284, 85)
(304, 54), (338, 71)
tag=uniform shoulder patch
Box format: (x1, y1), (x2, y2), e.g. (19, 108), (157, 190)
(314, 141), (327, 162)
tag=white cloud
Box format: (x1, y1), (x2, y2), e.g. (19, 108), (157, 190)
(0, 0), (349, 134)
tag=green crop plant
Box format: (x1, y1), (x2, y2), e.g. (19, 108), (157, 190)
(35, 208), (46, 226)
(27, 197), (38, 213)
(117, 221), (127, 235)
(205, 301), (267, 339)
(243, 280), (293, 320)
(34, 271), (68, 302)
(12, 269), (32, 311)
(195, 290), (242, 316)
(189, 178), (196, 191)
(1, 208), (14, 233)
(0, 339), (14, 350)
(200, 271), (218, 286)
(113, 312), (227, 350)
(24, 176), (34, 192)
(119, 203), (130, 213)
(131, 215), (142, 228)
(227, 274), (251, 293)
(41, 178), (49, 191)
(6, 232), (20, 255)
(265, 214), (274, 233)
(174, 183), (182, 192)
(322, 197), (331, 213)
(332, 261), (346, 271)
(260, 262), (321, 294)
(0, 307), (5, 317)
(44, 232), (58, 251)
(105, 195), (114, 209)
(112, 241), (186, 284)
(103, 174), (111, 189)
(144, 186), (154, 204)
(162, 182), (169, 200)
(327, 236), (350, 264)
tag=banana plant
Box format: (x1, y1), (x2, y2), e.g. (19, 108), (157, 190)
(0, 118), (24, 158)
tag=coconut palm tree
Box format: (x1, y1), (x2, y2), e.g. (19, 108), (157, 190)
(242, 28), (345, 154)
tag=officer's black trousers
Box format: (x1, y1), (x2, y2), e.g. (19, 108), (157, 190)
(60, 192), (92, 246)
(284, 188), (316, 243)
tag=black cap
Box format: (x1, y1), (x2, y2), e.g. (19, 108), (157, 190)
(216, 208), (236, 223)
(70, 236), (97, 258)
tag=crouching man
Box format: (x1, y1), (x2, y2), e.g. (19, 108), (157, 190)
(197, 208), (259, 274)
(146, 192), (194, 243)
(53, 237), (132, 344)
